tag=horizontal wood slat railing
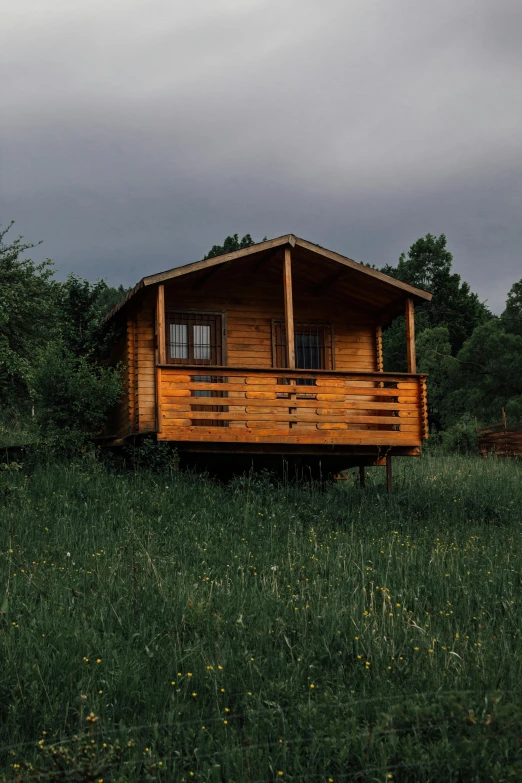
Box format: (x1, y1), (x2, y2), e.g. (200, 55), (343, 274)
(157, 367), (427, 446)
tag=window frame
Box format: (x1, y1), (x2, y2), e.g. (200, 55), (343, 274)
(271, 319), (335, 370)
(164, 310), (227, 366)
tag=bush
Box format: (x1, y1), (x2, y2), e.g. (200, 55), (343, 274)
(122, 436), (179, 473)
(33, 341), (121, 452)
(440, 416), (479, 454)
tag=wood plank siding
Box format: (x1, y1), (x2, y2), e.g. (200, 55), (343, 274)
(136, 302), (156, 432)
(160, 253), (378, 372)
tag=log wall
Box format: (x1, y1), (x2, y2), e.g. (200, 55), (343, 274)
(135, 300), (157, 432)
(161, 263), (377, 372)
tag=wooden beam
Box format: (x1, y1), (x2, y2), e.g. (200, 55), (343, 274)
(156, 284), (166, 365)
(375, 302), (403, 326)
(192, 265), (222, 290)
(283, 247), (295, 369)
(405, 297), (416, 373)
(143, 235), (296, 287)
(251, 247), (282, 273)
(375, 325), (383, 372)
(156, 367), (163, 434)
(105, 232), (431, 326)
(155, 285), (165, 434)
(294, 237), (433, 303)
(314, 269), (348, 297)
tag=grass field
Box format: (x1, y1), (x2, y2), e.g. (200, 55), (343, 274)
(1, 453), (522, 781)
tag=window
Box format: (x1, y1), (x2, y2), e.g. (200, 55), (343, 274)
(272, 321), (332, 370)
(166, 312), (224, 365)
(296, 332), (322, 370)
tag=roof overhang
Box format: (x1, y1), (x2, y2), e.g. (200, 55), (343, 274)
(104, 234), (432, 323)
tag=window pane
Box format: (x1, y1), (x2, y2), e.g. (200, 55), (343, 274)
(170, 323), (188, 359)
(296, 333), (321, 369)
(193, 324), (211, 360)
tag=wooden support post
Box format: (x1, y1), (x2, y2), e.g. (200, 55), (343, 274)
(375, 325), (383, 372)
(386, 455), (392, 493)
(283, 246), (295, 369)
(359, 465), (366, 489)
(156, 284), (166, 366)
(405, 297), (416, 374)
(155, 284), (166, 434)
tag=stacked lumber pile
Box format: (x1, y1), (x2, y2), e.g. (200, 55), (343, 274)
(478, 422), (522, 458)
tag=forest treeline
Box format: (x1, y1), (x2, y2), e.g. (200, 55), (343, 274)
(381, 233), (522, 443)
(0, 224), (520, 451)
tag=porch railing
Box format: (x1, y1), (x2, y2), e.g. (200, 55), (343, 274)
(157, 367), (428, 446)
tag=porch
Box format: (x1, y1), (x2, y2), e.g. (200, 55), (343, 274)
(156, 366), (428, 448)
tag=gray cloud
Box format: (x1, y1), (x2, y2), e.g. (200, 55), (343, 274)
(2, 0), (521, 311)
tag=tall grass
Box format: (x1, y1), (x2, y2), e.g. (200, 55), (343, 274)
(1, 454), (522, 781)
(0, 415), (36, 448)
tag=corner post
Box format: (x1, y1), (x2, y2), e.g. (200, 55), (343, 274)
(375, 324), (383, 372)
(156, 284), (166, 366)
(405, 298), (416, 374)
(283, 246), (295, 369)
(155, 284), (166, 435)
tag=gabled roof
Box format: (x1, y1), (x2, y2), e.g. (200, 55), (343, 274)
(105, 234), (432, 323)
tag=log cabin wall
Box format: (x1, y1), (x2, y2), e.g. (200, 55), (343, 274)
(127, 252), (380, 436)
(160, 256), (377, 373)
(135, 299), (157, 432)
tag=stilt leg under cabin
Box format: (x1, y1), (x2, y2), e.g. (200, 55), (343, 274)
(386, 455), (393, 493)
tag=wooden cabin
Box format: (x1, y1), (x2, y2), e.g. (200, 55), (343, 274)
(103, 234), (432, 479)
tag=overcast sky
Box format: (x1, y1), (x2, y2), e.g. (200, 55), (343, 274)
(2, 0), (521, 312)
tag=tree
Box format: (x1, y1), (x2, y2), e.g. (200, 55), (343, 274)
(442, 320), (522, 426)
(204, 233), (256, 259)
(30, 275), (126, 448)
(416, 326), (454, 432)
(0, 222), (58, 408)
(95, 284), (130, 318)
(56, 276), (129, 361)
(381, 234), (492, 432)
(57, 275), (109, 358)
(501, 279), (522, 337)
(33, 341), (122, 450)
(382, 233), (490, 357)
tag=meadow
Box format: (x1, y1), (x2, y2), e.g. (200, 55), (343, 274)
(1, 453), (522, 781)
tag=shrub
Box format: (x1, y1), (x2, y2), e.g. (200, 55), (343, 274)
(33, 341), (121, 452)
(122, 436), (179, 473)
(440, 416), (479, 454)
